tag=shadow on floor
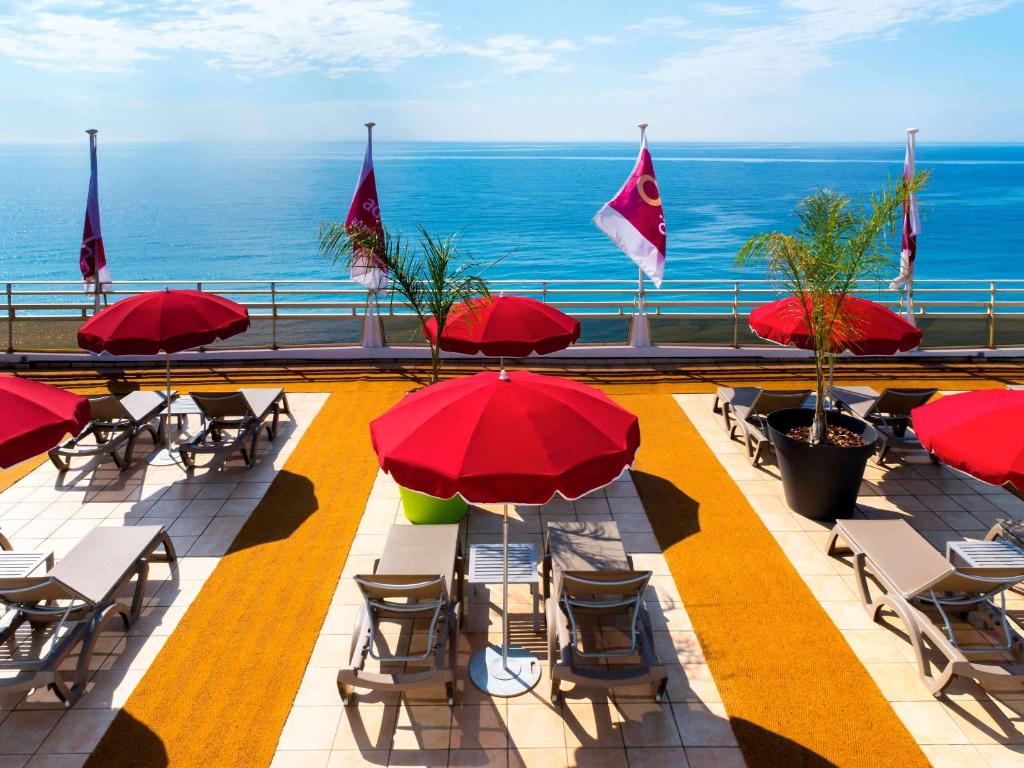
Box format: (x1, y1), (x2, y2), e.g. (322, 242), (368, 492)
(225, 469), (318, 554)
(629, 470), (701, 551)
(84, 709), (168, 767)
(730, 717), (839, 768)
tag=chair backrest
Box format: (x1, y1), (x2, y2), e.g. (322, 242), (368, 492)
(872, 388), (937, 417)
(190, 392), (251, 421)
(354, 574), (449, 663)
(87, 395), (131, 424)
(0, 576), (80, 609)
(749, 389), (811, 416)
(929, 564), (1024, 595)
(559, 570), (652, 657)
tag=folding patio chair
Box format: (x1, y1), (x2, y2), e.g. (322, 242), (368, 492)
(829, 385), (937, 462)
(827, 518), (1024, 696)
(712, 387), (811, 466)
(338, 524), (464, 707)
(179, 388), (289, 469)
(0, 525), (175, 706)
(543, 520), (667, 704)
(48, 390), (170, 472)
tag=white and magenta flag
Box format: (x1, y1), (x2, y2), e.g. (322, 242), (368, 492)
(890, 128), (920, 324)
(79, 130), (111, 294)
(593, 123), (667, 288)
(346, 122), (387, 293)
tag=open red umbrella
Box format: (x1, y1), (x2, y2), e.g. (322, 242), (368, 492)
(750, 294), (921, 355)
(423, 296), (580, 358)
(913, 390), (1024, 492)
(371, 370), (638, 504)
(78, 289), (249, 355)
(78, 289), (250, 465)
(0, 376), (89, 468)
(371, 369), (639, 696)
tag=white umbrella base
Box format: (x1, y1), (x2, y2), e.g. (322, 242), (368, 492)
(148, 447), (182, 466)
(469, 645), (541, 697)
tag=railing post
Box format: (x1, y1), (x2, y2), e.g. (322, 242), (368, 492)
(5, 283), (13, 354)
(732, 282), (740, 349)
(988, 281), (997, 350)
(542, 281), (548, 303)
(270, 281), (278, 350)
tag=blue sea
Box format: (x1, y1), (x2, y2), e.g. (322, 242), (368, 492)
(1, 142), (1022, 285)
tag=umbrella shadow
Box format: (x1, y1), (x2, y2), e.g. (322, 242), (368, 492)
(84, 709), (169, 767)
(628, 470), (702, 550)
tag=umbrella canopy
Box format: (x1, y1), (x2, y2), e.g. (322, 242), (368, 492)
(750, 294), (921, 355)
(370, 370), (639, 504)
(913, 390), (1024, 490)
(78, 289), (250, 355)
(0, 376), (89, 468)
(423, 296), (581, 358)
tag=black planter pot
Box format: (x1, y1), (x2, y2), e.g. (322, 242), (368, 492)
(767, 407), (878, 522)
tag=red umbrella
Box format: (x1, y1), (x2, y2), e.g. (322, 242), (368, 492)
(750, 294), (921, 355)
(371, 370), (638, 504)
(0, 376), (89, 469)
(371, 368), (639, 696)
(78, 289), (249, 355)
(423, 296), (580, 358)
(78, 289), (250, 465)
(913, 390), (1024, 491)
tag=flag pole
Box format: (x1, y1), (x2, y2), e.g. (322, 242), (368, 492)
(360, 121), (384, 348)
(630, 123), (652, 348)
(86, 129), (102, 315)
(905, 127), (919, 325)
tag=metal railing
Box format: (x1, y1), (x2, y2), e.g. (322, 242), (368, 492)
(3, 278), (1024, 353)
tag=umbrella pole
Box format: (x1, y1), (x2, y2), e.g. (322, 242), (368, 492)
(165, 353), (172, 446)
(149, 352), (180, 466)
(469, 501), (540, 697)
(502, 503), (510, 670)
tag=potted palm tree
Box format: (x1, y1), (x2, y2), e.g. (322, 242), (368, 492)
(318, 222), (492, 523)
(318, 224), (491, 384)
(736, 174), (927, 520)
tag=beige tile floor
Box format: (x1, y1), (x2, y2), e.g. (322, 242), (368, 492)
(0, 391), (328, 768)
(272, 471), (747, 768)
(676, 392), (1024, 768)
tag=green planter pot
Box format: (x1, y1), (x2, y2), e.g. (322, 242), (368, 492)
(399, 486), (468, 524)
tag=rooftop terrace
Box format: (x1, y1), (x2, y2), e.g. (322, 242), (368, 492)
(0, 360), (1021, 767)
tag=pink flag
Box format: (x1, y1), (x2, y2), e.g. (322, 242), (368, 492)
(890, 128), (921, 324)
(79, 130), (111, 293)
(593, 124), (666, 287)
(346, 122), (387, 292)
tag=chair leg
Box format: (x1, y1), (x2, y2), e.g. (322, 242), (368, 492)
(129, 559), (151, 623)
(653, 676), (668, 703)
(48, 449), (69, 473)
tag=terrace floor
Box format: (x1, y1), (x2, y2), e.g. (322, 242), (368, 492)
(0, 392), (327, 765)
(677, 392), (1024, 768)
(270, 469), (743, 768)
(0, 362), (1022, 767)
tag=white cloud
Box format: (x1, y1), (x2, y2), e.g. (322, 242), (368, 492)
(459, 34), (577, 74)
(0, 0), (444, 76)
(583, 34), (615, 45)
(650, 0), (1015, 91)
(626, 15), (690, 31)
(699, 3), (759, 16)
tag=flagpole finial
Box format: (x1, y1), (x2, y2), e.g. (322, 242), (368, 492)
(365, 122), (375, 130)
(85, 129), (98, 135)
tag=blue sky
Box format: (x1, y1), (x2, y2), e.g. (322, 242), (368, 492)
(0, 0), (1021, 142)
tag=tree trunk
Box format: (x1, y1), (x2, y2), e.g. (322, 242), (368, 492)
(430, 343), (440, 384)
(811, 351), (827, 444)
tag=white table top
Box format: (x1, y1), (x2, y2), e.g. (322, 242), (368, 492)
(467, 543), (538, 585)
